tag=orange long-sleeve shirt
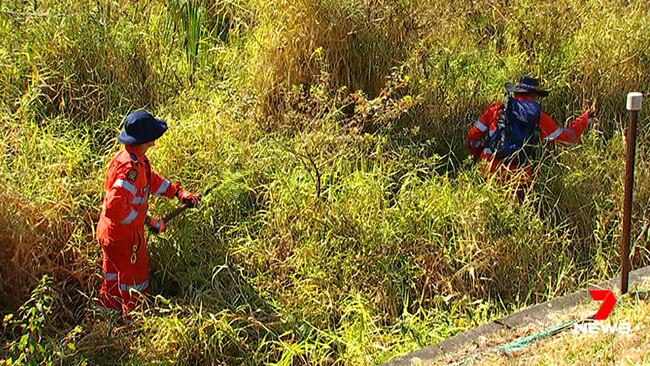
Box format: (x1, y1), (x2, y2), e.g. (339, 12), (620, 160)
(466, 95), (592, 160)
(97, 145), (179, 243)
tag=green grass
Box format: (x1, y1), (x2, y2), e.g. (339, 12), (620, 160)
(2, 0), (650, 364)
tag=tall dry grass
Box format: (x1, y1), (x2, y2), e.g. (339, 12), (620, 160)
(2, 0), (650, 364)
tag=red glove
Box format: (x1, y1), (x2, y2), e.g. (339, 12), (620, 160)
(176, 189), (202, 208)
(588, 108), (597, 119)
(145, 216), (167, 234)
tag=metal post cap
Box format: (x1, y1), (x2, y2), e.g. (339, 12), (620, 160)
(627, 92), (643, 111)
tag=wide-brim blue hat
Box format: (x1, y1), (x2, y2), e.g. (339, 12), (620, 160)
(118, 110), (168, 145)
(505, 76), (549, 97)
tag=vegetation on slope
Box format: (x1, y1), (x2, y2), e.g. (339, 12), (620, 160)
(2, 0), (650, 364)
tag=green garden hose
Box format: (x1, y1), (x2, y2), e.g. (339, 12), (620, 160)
(451, 319), (581, 366)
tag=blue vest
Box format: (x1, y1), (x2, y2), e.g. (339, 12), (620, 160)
(488, 94), (542, 164)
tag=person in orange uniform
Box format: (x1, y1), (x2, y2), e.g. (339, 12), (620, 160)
(96, 110), (201, 315)
(465, 76), (594, 193)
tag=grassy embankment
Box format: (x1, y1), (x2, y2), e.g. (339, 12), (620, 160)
(479, 284), (650, 366)
(1, 0), (650, 364)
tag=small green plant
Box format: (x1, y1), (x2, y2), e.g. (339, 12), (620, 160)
(3, 276), (55, 365)
(2, 275), (84, 365)
(2, 276), (75, 365)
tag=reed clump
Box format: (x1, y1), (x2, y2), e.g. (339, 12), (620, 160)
(2, 0), (650, 364)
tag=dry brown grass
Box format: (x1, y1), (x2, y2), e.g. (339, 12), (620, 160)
(0, 190), (95, 315)
(249, 0), (426, 119)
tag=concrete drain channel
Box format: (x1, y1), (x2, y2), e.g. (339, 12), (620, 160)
(381, 265), (650, 366)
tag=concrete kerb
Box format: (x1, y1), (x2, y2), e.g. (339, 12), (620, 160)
(381, 265), (650, 366)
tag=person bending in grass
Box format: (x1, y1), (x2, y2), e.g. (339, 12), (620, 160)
(96, 110), (201, 316)
(465, 76), (595, 197)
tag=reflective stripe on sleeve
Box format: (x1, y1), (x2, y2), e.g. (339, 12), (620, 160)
(132, 196), (149, 205)
(482, 148), (493, 155)
(119, 280), (150, 293)
(105, 273), (118, 281)
(154, 180), (170, 196)
(473, 120), (489, 132)
(121, 208), (138, 225)
(544, 128), (565, 142)
(113, 179), (137, 195)
(469, 140), (484, 148)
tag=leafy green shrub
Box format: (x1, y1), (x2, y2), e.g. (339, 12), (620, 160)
(2, 275), (83, 365)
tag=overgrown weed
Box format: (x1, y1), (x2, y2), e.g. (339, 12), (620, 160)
(2, 0), (650, 364)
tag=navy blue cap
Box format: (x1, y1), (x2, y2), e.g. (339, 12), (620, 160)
(505, 76), (549, 97)
(118, 110), (168, 145)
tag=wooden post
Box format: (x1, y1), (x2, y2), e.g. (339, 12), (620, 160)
(622, 92), (643, 294)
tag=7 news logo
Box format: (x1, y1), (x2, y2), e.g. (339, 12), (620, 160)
(573, 289), (632, 335)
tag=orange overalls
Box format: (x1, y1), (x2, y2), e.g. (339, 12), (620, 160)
(97, 145), (179, 314)
(466, 95), (592, 187)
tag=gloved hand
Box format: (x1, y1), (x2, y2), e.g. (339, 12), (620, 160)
(176, 189), (202, 208)
(588, 108), (597, 119)
(145, 216), (167, 234)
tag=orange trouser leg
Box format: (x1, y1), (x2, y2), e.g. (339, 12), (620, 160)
(100, 232), (151, 315)
(485, 159), (535, 198)
(99, 244), (122, 310)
